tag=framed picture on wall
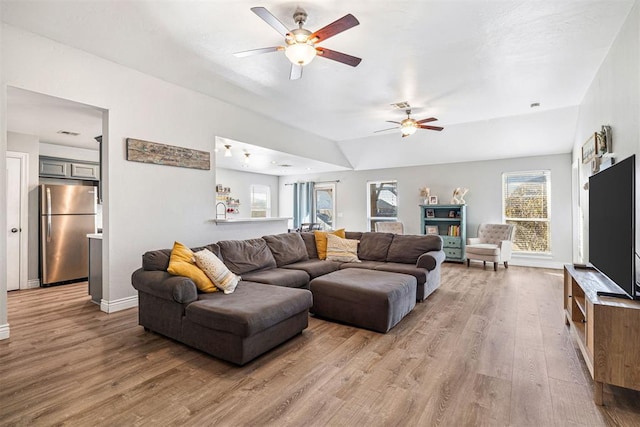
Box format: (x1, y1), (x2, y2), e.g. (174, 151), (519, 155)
(425, 225), (439, 235)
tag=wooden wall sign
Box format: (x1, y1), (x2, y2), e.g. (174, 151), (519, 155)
(581, 133), (597, 164)
(126, 138), (210, 170)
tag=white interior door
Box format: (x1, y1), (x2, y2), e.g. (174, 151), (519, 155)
(6, 152), (28, 291)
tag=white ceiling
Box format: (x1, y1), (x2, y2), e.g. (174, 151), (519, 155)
(2, 1), (634, 172)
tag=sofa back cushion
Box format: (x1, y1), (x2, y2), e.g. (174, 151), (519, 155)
(345, 231), (363, 240)
(263, 233), (309, 267)
(358, 232), (394, 261)
(142, 243), (220, 271)
(217, 238), (277, 274)
(386, 235), (443, 264)
(299, 232), (319, 259)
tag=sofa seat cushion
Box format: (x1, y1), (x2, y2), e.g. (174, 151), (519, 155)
(263, 233), (309, 267)
(282, 259), (342, 279)
(339, 260), (386, 270)
(386, 235), (443, 264)
(218, 238), (277, 274)
(240, 268), (310, 289)
(375, 263), (427, 286)
(466, 243), (500, 256)
(187, 281), (312, 337)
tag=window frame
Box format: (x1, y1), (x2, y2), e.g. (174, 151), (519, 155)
(501, 170), (551, 255)
(250, 184), (271, 218)
(366, 180), (398, 231)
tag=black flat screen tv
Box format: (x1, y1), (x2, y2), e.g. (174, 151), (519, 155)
(588, 154), (636, 299)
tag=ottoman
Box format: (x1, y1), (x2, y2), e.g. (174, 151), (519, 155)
(181, 281), (313, 365)
(309, 269), (417, 333)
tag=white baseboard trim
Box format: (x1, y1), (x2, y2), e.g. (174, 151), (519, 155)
(100, 295), (138, 314)
(27, 279), (40, 289)
(509, 258), (565, 270)
(0, 323), (10, 340)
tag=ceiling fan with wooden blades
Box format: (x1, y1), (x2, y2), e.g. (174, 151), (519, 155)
(375, 108), (444, 137)
(234, 6), (361, 80)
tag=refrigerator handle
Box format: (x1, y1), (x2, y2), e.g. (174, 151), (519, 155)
(46, 187), (52, 242)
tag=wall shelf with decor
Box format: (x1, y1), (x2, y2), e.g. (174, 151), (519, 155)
(216, 184), (240, 215)
(420, 204), (466, 262)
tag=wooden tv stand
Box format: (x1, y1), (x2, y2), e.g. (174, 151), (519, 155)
(564, 264), (640, 405)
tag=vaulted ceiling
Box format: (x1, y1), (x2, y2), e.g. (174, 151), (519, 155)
(2, 1), (634, 172)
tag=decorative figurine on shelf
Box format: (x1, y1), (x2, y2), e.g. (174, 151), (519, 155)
(419, 187), (430, 205)
(451, 187), (468, 204)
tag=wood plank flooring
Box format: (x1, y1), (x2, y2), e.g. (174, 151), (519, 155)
(2, 264), (640, 426)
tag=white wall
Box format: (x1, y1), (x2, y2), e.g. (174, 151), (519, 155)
(39, 142), (99, 162)
(0, 24), (336, 321)
(572, 2), (640, 262)
(7, 132), (39, 282)
(0, 17), (7, 338)
(280, 153), (573, 268)
(215, 168), (279, 219)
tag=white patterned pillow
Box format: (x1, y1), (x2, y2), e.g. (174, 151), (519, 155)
(193, 249), (240, 294)
(326, 234), (361, 263)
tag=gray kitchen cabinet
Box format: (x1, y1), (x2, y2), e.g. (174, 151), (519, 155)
(39, 156), (100, 181)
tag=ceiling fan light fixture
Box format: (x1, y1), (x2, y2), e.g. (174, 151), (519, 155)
(224, 144), (232, 157)
(285, 42), (317, 66)
(400, 119), (418, 136)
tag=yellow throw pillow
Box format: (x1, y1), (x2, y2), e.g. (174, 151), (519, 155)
(167, 241), (218, 293)
(193, 248), (240, 294)
(326, 234), (361, 263)
(314, 228), (346, 260)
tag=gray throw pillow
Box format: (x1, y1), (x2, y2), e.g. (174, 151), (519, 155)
(263, 233), (309, 267)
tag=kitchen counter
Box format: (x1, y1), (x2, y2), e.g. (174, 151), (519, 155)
(212, 217), (291, 224)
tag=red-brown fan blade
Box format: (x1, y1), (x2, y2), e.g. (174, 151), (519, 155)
(233, 46), (283, 58)
(290, 64), (303, 80)
(310, 14), (359, 43)
(418, 125), (444, 131)
(416, 117), (438, 124)
(250, 7), (290, 37)
(316, 47), (361, 67)
(374, 127), (399, 133)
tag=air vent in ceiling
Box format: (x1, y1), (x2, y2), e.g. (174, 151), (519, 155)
(57, 130), (80, 136)
(391, 101), (411, 110)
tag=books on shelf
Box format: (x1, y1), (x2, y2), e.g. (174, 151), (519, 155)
(447, 225), (460, 237)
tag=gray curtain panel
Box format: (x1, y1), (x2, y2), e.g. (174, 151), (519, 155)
(293, 182), (315, 229)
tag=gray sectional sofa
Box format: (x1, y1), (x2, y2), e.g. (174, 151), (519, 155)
(131, 231), (445, 365)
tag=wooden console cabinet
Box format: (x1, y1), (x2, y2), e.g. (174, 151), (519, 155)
(563, 264), (640, 405)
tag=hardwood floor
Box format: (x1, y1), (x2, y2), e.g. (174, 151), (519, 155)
(2, 264), (640, 426)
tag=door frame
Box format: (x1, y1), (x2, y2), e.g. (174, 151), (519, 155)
(6, 151), (29, 290)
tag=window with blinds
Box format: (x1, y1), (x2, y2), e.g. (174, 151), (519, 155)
(502, 170), (551, 253)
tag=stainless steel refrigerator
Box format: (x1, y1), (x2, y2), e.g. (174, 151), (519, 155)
(40, 184), (97, 286)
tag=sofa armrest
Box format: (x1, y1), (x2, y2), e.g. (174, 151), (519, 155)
(499, 240), (513, 261)
(131, 268), (198, 304)
(467, 237), (481, 245)
(416, 250), (446, 271)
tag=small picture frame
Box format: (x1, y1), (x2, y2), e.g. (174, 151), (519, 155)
(425, 225), (439, 235)
(448, 210), (456, 218)
(426, 209), (435, 218)
(428, 196), (438, 205)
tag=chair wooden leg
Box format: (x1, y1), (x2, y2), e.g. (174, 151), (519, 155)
(494, 262), (497, 272)
(504, 261), (509, 269)
(483, 261), (486, 268)
(467, 259), (470, 267)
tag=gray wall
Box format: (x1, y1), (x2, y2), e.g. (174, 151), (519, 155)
(280, 153), (572, 268)
(572, 2), (640, 263)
